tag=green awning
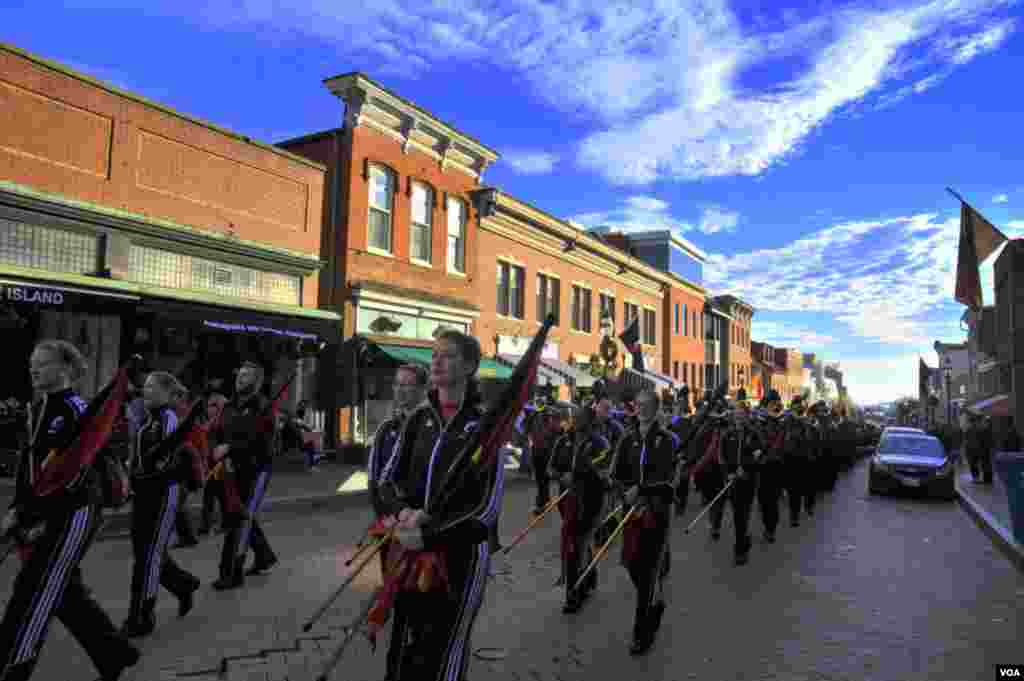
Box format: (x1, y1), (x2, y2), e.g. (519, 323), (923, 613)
(378, 344), (513, 379)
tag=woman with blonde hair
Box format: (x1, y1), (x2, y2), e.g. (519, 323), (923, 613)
(121, 371), (201, 638)
(0, 340), (139, 681)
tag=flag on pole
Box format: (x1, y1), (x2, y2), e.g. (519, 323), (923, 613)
(618, 315), (644, 372)
(954, 198), (1008, 309)
(33, 368), (130, 498)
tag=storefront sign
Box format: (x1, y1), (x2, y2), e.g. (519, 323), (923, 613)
(203, 320), (318, 341)
(1, 284), (65, 305)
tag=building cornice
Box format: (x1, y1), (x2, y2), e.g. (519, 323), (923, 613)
(0, 43), (326, 173)
(476, 188), (701, 297)
(325, 73), (498, 179)
(0, 180), (324, 274)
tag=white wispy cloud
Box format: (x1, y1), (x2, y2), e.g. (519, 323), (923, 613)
(145, 0), (1015, 186)
(994, 193), (1009, 203)
(751, 320), (836, 349)
(840, 353), (924, 405)
(502, 151), (559, 175)
(569, 195), (692, 235)
(698, 206), (740, 234)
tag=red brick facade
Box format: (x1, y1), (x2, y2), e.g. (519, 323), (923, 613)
(665, 285), (706, 394)
(773, 347), (805, 403)
(0, 44), (326, 305)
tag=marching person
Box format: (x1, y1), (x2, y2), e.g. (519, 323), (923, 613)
(784, 396), (815, 526)
(690, 400), (729, 541)
(592, 398), (626, 545)
(610, 389), (676, 655)
(172, 388), (201, 549)
(197, 393), (227, 536)
(211, 361), (277, 590)
(548, 405), (610, 613)
(710, 401), (763, 566)
(524, 395), (561, 516)
(365, 362), (428, 681)
(0, 340), (139, 681)
(755, 390), (787, 544)
(375, 330), (503, 681)
(121, 372), (201, 638)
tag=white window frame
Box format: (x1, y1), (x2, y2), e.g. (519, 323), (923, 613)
(410, 181), (433, 266)
(447, 196), (466, 275)
(368, 164), (394, 255)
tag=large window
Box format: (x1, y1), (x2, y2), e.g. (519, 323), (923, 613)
(624, 302), (639, 327)
(0, 218), (98, 275)
(410, 182), (433, 263)
(572, 285), (592, 332)
(129, 245), (300, 305)
(537, 273), (560, 326)
(643, 308), (656, 345)
(674, 304), (679, 335)
(447, 197), (466, 274)
(683, 304), (688, 336)
(368, 165), (394, 253)
(599, 293), (616, 329)
(497, 261), (524, 319)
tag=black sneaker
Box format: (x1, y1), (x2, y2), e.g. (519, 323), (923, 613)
(212, 572), (244, 590)
(764, 531), (776, 544)
(734, 551), (749, 566)
(790, 519), (800, 528)
(710, 529), (721, 541)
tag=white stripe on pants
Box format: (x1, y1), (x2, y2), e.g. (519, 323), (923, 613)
(144, 483), (180, 600)
(442, 541), (491, 681)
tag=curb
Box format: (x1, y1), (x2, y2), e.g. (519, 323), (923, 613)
(93, 469), (535, 542)
(955, 479), (1024, 574)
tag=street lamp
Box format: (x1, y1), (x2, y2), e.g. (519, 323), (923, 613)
(942, 356), (953, 425)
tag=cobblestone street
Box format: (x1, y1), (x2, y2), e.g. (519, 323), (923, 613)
(2, 460), (1022, 680)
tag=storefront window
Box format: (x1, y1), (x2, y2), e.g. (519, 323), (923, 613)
(129, 245), (300, 305)
(0, 218), (98, 275)
(356, 306), (468, 341)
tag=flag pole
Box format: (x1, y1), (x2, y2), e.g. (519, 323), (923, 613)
(946, 187), (967, 204)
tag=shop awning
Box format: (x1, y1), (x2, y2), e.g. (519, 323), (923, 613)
(498, 354), (566, 386)
(967, 393), (1011, 417)
(138, 297), (341, 344)
(379, 344), (513, 380)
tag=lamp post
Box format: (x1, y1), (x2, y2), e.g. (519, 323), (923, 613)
(942, 356), (953, 425)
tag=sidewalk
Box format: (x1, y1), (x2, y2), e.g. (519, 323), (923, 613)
(955, 458), (1024, 573)
(0, 450), (531, 540)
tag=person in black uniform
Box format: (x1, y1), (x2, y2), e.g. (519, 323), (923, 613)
(120, 371), (201, 638)
(705, 405), (762, 565)
(755, 390), (787, 544)
(0, 340), (139, 681)
(375, 330), (502, 681)
(367, 363), (428, 681)
(211, 361), (277, 590)
(610, 389), (676, 655)
(783, 396), (814, 527)
(548, 406), (610, 613)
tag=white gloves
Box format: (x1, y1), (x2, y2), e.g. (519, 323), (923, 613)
(394, 509), (431, 551)
(560, 472), (573, 487)
(624, 485), (640, 507)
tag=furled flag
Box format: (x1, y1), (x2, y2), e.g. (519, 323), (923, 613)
(954, 198), (1008, 309)
(618, 315), (644, 372)
(32, 367), (130, 498)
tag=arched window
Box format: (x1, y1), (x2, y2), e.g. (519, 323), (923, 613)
(410, 181), (433, 263)
(446, 196), (466, 274)
(368, 164), (394, 253)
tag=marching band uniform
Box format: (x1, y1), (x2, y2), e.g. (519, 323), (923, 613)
(783, 399), (815, 527)
(706, 415), (762, 566)
(755, 392), (788, 543)
(667, 413), (694, 515)
(211, 388), (277, 590)
(377, 380), (503, 681)
(0, 388), (139, 681)
(121, 406), (201, 637)
(547, 419), (610, 613)
(611, 418), (676, 655)
(523, 403), (561, 514)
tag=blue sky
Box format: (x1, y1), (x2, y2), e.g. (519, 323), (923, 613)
(3, 0), (1022, 404)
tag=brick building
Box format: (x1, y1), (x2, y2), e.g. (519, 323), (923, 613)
(472, 190), (680, 399)
(773, 347), (805, 404)
(751, 340), (779, 401)
(597, 230), (707, 406)
(0, 44), (337, 413)
(712, 294), (754, 398)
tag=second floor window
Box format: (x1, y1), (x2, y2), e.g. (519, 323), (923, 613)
(674, 304), (679, 335)
(683, 304), (689, 336)
(624, 302), (639, 327)
(537, 274), (560, 325)
(447, 197), (466, 274)
(572, 286), (592, 332)
(497, 261), (524, 319)
(410, 182), (433, 263)
(643, 308), (656, 345)
(599, 293), (616, 329)
(368, 165), (393, 253)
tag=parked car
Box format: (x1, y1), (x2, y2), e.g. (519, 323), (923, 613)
(881, 426), (925, 438)
(868, 433), (955, 500)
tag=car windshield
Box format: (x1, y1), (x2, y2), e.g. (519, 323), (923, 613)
(879, 436), (945, 459)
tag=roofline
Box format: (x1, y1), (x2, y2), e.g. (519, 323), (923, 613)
(275, 127), (344, 148)
(323, 71), (499, 160)
(479, 188), (706, 296)
(0, 42), (327, 173)
(606, 228), (709, 262)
